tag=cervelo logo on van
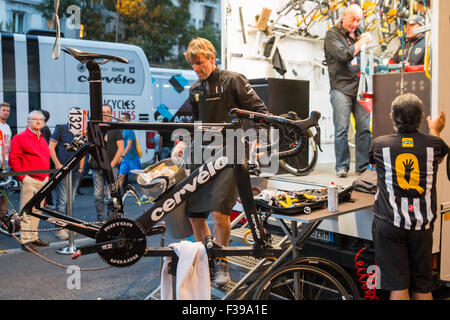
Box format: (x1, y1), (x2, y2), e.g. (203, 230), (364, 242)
(150, 156), (228, 221)
(77, 74), (135, 84)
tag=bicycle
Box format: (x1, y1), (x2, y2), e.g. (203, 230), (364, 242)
(1, 46), (360, 300)
(270, 112), (321, 176)
(0, 175), (20, 236)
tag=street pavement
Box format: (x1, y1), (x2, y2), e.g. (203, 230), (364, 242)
(0, 177), (195, 300)
(2, 175), (450, 301)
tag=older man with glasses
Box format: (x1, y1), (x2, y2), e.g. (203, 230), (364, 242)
(9, 110), (51, 252)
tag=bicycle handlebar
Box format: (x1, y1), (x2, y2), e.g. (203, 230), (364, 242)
(229, 108), (322, 159)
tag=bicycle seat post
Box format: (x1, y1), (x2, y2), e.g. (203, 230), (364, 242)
(86, 61), (103, 121)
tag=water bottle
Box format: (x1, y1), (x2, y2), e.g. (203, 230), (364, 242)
(328, 182), (338, 212)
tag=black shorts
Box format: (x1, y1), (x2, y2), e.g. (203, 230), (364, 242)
(372, 215), (433, 293)
(186, 167), (238, 217)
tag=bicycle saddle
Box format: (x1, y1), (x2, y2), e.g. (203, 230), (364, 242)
(62, 46), (128, 64)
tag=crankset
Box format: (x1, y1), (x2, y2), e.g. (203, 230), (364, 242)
(73, 217), (147, 267)
(96, 217), (147, 267)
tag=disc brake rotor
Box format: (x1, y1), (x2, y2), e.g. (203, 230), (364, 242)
(96, 217), (147, 268)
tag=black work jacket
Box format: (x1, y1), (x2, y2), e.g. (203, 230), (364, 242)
(392, 34), (426, 66)
(188, 67), (268, 123)
(324, 24), (362, 97)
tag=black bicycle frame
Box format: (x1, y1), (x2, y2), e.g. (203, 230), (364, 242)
(21, 117), (271, 250)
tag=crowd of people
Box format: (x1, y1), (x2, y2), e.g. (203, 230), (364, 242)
(0, 103), (173, 252)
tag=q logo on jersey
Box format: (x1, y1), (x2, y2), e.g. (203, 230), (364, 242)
(402, 138), (414, 148)
(395, 153), (424, 194)
(195, 93), (200, 102)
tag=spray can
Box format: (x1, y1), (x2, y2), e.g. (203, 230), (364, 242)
(328, 182), (338, 212)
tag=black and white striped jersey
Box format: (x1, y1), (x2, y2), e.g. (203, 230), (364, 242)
(369, 131), (449, 230)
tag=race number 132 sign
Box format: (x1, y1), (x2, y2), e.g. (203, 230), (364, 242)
(69, 109), (87, 136)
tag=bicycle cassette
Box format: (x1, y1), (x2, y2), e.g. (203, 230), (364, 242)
(95, 217), (147, 267)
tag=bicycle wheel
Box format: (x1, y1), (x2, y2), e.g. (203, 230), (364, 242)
(0, 212), (20, 236)
(253, 264), (350, 300)
(270, 114), (318, 176)
(284, 256), (361, 300)
(0, 188), (21, 236)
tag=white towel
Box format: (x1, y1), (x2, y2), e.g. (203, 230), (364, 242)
(160, 240), (211, 300)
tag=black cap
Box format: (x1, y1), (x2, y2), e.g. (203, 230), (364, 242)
(406, 15), (425, 26)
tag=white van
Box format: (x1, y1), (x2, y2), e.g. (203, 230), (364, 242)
(150, 67), (197, 126)
(0, 32), (197, 165)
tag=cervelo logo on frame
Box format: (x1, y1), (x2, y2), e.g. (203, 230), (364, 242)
(150, 156), (229, 221)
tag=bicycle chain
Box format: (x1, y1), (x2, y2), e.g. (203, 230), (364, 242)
(1, 218), (110, 272)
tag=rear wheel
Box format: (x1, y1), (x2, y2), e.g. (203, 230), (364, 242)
(253, 264), (350, 300)
(284, 257), (361, 300)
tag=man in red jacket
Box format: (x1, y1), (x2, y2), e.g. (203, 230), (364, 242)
(9, 110), (51, 251)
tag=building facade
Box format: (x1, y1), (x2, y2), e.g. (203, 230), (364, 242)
(0, 0), (221, 39)
(189, 0), (220, 30)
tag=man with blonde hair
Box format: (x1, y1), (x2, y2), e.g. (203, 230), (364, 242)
(172, 37), (268, 286)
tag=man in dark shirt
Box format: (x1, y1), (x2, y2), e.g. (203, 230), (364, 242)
(172, 37), (268, 286)
(89, 104), (124, 221)
(390, 15), (426, 66)
(369, 93), (448, 300)
(50, 108), (86, 239)
(324, 4), (372, 177)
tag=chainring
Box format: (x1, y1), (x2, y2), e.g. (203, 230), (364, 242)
(95, 217), (147, 268)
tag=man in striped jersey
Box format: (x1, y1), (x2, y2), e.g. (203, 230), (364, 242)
(369, 93), (448, 300)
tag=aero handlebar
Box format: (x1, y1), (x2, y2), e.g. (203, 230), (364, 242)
(229, 108), (322, 159)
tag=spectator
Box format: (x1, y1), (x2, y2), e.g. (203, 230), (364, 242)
(158, 116), (174, 160)
(40, 109), (54, 208)
(75, 154), (90, 195)
(9, 110), (51, 252)
(49, 108), (85, 240)
(0, 102), (12, 217)
(89, 104), (123, 221)
(40, 110), (52, 144)
(0, 102), (12, 170)
(118, 112), (142, 189)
